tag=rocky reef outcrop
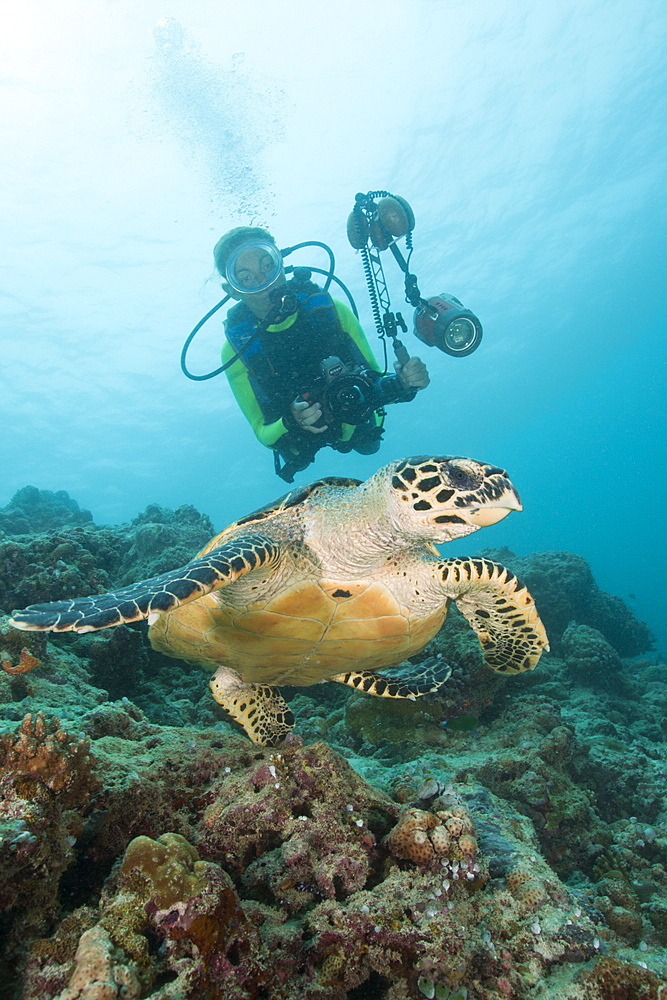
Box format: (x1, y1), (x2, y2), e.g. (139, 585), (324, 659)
(0, 488), (93, 535)
(2, 702), (666, 1000)
(480, 548), (653, 657)
(0, 495), (214, 615)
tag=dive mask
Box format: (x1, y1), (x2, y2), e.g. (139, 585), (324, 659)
(225, 241), (284, 294)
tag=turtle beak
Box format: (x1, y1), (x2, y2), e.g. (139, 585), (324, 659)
(467, 505), (516, 527)
(466, 484), (523, 526)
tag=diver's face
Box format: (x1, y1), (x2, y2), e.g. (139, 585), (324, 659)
(233, 245), (281, 290)
(229, 245), (285, 317)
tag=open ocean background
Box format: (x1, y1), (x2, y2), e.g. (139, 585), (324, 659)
(2, 0), (665, 654)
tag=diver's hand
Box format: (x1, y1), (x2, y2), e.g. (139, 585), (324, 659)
(291, 399), (328, 434)
(395, 356), (430, 390)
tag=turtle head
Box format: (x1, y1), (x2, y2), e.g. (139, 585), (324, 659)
(386, 456), (522, 543)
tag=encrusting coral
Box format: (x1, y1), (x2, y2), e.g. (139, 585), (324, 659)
(100, 832), (260, 995)
(1, 647), (42, 675)
(0, 712), (100, 985)
(0, 711), (100, 807)
(54, 924), (141, 1000)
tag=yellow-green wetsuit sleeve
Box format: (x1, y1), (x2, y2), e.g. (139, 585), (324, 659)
(221, 299), (383, 450)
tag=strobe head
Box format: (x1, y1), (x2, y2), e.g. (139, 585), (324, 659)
(413, 293), (483, 357)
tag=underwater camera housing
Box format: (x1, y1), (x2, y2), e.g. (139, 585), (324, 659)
(301, 356), (377, 427)
(413, 293), (483, 357)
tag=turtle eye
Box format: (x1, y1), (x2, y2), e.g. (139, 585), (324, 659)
(449, 466), (471, 487)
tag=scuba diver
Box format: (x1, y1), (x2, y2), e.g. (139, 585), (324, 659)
(212, 226), (430, 482)
(181, 192), (483, 483)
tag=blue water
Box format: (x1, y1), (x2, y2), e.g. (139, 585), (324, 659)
(2, 0), (666, 651)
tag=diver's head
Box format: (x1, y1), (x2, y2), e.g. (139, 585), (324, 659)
(214, 227), (286, 317)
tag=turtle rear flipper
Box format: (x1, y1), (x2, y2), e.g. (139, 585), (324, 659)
(331, 666), (450, 699)
(10, 534), (278, 635)
(440, 557), (549, 674)
(209, 666), (294, 746)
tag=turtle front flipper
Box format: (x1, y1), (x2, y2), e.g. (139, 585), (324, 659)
(209, 666), (294, 746)
(330, 668), (450, 700)
(10, 534), (279, 635)
(439, 557), (549, 674)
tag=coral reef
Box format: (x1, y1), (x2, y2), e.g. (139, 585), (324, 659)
(0, 530), (120, 611)
(0, 487), (665, 999)
(114, 503), (215, 585)
(1, 716), (663, 999)
(5, 737), (595, 998)
(0, 500), (214, 616)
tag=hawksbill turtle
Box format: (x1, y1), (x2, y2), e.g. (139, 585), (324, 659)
(10, 456), (548, 745)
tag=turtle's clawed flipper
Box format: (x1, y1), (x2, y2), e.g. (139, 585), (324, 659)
(330, 667), (450, 700)
(209, 667), (294, 746)
(440, 557), (549, 674)
(10, 534), (279, 635)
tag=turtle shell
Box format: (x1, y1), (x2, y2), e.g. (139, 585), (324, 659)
(149, 576), (446, 686)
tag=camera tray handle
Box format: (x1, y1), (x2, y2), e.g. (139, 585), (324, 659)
(380, 309), (410, 367)
(393, 337), (410, 367)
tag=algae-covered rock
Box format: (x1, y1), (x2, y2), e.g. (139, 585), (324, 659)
(561, 623), (624, 688)
(480, 547), (653, 655)
(0, 530), (122, 612)
(114, 503), (215, 585)
(0, 496), (215, 620)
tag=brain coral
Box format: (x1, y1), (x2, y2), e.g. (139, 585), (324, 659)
(386, 804), (477, 867)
